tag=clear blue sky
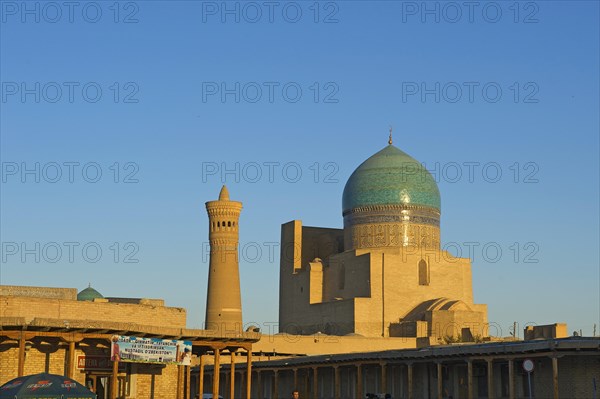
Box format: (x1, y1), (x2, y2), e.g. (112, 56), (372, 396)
(1, 1), (598, 338)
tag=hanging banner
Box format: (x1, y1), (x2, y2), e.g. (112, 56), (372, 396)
(110, 335), (192, 365)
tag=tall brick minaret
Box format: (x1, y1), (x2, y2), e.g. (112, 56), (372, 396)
(204, 185), (243, 333)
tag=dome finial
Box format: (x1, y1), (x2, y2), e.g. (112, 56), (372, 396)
(388, 126), (393, 145)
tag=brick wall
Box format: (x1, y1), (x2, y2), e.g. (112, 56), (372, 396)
(135, 363), (181, 398)
(0, 296), (186, 327)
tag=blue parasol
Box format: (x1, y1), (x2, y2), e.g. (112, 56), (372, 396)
(0, 373), (97, 399)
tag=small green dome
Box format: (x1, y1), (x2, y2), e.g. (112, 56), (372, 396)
(342, 144), (441, 212)
(77, 285), (104, 301)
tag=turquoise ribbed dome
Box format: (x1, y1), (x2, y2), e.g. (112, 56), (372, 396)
(77, 285), (103, 301)
(342, 145), (441, 212)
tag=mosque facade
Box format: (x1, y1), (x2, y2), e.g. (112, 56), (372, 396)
(279, 138), (488, 342)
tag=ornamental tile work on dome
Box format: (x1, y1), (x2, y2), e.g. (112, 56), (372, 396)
(77, 284), (103, 301)
(341, 140), (442, 251)
(342, 144), (441, 213)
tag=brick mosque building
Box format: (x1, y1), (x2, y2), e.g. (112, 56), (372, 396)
(278, 136), (487, 342)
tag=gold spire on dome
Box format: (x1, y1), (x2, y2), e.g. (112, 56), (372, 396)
(388, 126), (393, 145)
(218, 185), (230, 201)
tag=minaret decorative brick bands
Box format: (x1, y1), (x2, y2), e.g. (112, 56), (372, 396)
(205, 185), (243, 334)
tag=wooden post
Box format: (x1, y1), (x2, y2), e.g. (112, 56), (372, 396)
(182, 365), (186, 399)
(239, 371), (244, 399)
(111, 359), (119, 399)
(230, 352), (236, 399)
(508, 359), (515, 399)
(467, 360), (473, 399)
(381, 362), (387, 394)
(407, 363), (413, 399)
(177, 365), (182, 399)
(18, 333), (25, 377)
(68, 341), (75, 378)
(552, 357), (559, 399)
(186, 365), (191, 399)
(356, 364), (362, 399)
(313, 367), (318, 399)
(334, 366), (340, 399)
(304, 369), (309, 399)
(213, 349), (220, 399)
(257, 370), (261, 399)
(437, 362), (443, 399)
(198, 355), (205, 399)
(293, 368), (298, 389)
(246, 350), (252, 399)
(487, 359), (494, 399)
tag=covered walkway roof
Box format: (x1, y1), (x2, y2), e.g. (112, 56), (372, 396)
(212, 337), (600, 370)
(0, 317), (261, 345)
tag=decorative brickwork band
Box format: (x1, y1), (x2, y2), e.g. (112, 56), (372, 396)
(343, 204), (440, 250)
